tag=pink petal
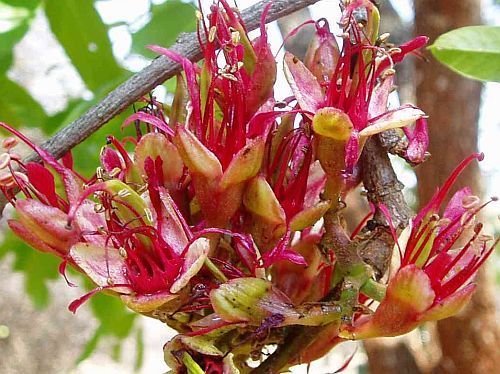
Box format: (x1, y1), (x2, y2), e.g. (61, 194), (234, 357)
(70, 243), (130, 292)
(16, 199), (79, 254)
(148, 46), (202, 136)
(8, 219), (55, 254)
(170, 238), (210, 293)
(361, 106), (426, 137)
(157, 188), (190, 255)
(303, 161), (327, 209)
(368, 75), (394, 118)
(403, 117), (429, 164)
(283, 52), (323, 113)
(443, 187), (473, 223)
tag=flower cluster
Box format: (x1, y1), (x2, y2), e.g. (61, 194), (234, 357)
(0, 1), (496, 372)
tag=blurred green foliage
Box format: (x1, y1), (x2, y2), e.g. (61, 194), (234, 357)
(132, 0), (197, 58)
(0, 0), (196, 367)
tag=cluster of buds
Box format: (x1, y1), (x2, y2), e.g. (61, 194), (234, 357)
(0, 1), (497, 372)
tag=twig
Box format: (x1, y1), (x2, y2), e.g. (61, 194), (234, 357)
(0, 0), (321, 215)
(251, 324), (325, 374)
(361, 136), (411, 229)
(358, 136), (412, 278)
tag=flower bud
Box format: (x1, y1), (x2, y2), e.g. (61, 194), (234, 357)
(174, 125), (222, 180)
(244, 36), (277, 120)
(243, 176), (286, 225)
(219, 137), (265, 190)
(211, 277), (341, 327)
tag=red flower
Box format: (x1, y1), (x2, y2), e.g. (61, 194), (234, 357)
(342, 154), (498, 339)
(144, 1), (277, 227)
(0, 121), (211, 314)
(284, 1), (429, 178)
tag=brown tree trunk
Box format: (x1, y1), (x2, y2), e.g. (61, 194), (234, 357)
(364, 339), (421, 374)
(415, 0), (482, 201)
(414, 1), (500, 373)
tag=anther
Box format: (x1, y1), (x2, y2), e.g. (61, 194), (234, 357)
(13, 172), (29, 184)
(119, 247), (127, 258)
(96, 167), (104, 180)
(0, 171), (14, 186)
(221, 73), (238, 81)
(378, 33), (390, 43)
(2, 137), (18, 150)
(478, 234), (494, 243)
(389, 47), (402, 55)
(460, 212), (476, 227)
(208, 26), (217, 43)
(0, 153), (11, 169)
(436, 218), (451, 227)
(473, 222), (483, 234)
(381, 68), (396, 79)
(462, 195), (481, 209)
(231, 30), (240, 45)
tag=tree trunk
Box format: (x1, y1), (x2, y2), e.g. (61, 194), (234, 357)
(364, 339), (421, 374)
(414, 1), (500, 373)
(415, 0), (482, 201)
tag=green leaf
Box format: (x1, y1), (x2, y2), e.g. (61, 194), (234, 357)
(111, 340), (123, 362)
(135, 327), (145, 371)
(90, 291), (136, 338)
(131, 0), (197, 58)
(0, 0), (40, 10)
(45, 73), (135, 175)
(76, 326), (104, 364)
(429, 26), (500, 82)
(0, 25), (25, 73)
(5, 231), (59, 309)
(44, 0), (123, 91)
(0, 77), (47, 127)
(0, 1), (38, 73)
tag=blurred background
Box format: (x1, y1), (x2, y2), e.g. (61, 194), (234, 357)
(0, 0), (498, 373)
